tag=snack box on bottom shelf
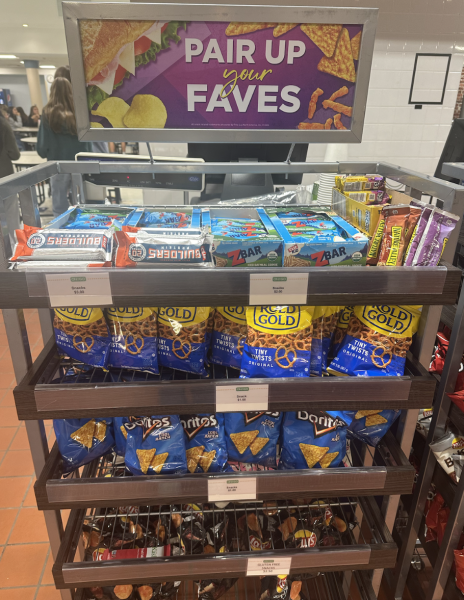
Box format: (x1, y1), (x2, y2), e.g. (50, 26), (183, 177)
(201, 207), (284, 267)
(266, 206), (369, 267)
(332, 188), (383, 237)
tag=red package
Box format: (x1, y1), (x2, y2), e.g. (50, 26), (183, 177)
(425, 493), (445, 542)
(437, 505), (451, 546)
(455, 549), (464, 593)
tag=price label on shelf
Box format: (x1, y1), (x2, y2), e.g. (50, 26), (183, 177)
(45, 273), (112, 307)
(246, 557), (292, 577)
(208, 476), (257, 502)
(249, 273), (308, 305)
(216, 384), (269, 412)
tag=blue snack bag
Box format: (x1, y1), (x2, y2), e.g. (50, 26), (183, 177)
(107, 307), (159, 374)
(327, 305), (422, 377)
(225, 412), (283, 467)
(158, 307), (210, 376)
(114, 416), (131, 456)
(53, 308), (111, 369)
(279, 410), (352, 469)
(348, 409), (400, 447)
(310, 306), (325, 377)
(210, 307), (247, 370)
(180, 413), (228, 473)
(54, 418), (115, 472)
(125, 415), (187, 475)
(240, 306), (314, 379)
(330, 306), (352, 359)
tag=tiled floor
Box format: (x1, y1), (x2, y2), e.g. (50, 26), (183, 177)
(0, 308), (64, 600)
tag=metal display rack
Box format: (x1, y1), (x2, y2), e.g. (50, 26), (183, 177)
(1, 159), (464, 600)
(389, 161), (464, 600)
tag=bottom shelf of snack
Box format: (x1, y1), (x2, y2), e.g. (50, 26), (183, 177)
(36, 430), (414, 510)
(74, 569), (377, 600)
(52, 496), (395, 589)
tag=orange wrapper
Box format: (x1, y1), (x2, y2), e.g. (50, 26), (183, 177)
(377, 205), (410, 267)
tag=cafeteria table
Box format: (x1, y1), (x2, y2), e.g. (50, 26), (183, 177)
(20, 136), (37, 149)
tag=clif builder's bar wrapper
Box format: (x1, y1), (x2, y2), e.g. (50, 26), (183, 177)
(412, 208), (459, 267)
(114, 227), (213, 267)
(11, 225), (113, 262)
(377, 205), (410, 267)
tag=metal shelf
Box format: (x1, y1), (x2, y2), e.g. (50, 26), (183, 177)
(52, 496), (396, 589)
(449, 402), (464, 434)
(35, 432), (414, 510)
(75, 570), (378, 600)
(3, 263), (460, 309)
(14, 339), (436, 420)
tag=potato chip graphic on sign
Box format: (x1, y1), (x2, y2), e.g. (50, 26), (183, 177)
(123, 94), (167, 129)
(91, 97), (130, 128)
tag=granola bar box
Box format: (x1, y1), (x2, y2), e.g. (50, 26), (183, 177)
(266, 206), (369, 267)
(202, 207), (284, 267)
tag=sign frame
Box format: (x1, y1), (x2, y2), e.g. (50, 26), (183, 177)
(63, 2), (378, 143)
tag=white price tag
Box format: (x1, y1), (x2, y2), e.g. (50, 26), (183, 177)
(46, 273), (112, 307)
(216, 384), (268, 412)
(247, 557), (292, 577)
(208, 476), (257, 502)
(249, 273), (308, 305)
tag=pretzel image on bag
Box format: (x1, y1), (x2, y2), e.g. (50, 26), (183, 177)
(327, 305), (422, 377)
(240, 305), (314, 379)
(107, 307), (159, 374)
(158, 307), (211, 376)
(53, 307), (111, 369)
(210, 307), (247, 370)
(311, 305), (343, 375)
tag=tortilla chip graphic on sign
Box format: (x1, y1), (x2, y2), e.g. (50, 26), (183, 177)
(226, 22), (277, 36)
(92, 97), (130, 128)
(351, 31), (362, 60)
(317, 28), (356, 83)
(273, 23), (298, 37)
(300, 24), (342, 58)
(123, 95), (168, 128)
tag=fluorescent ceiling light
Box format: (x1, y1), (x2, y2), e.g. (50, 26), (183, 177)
(23, 24), (28, 27)
(0, 55), (17, 59)
(40, 65), (55, 68)
(20, 61), (24, 64)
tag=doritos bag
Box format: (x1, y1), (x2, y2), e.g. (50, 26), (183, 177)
(225, 412), (283, 468)
(348, 409), (400, 447)
(54, 418), (114, 472)
(279, 411), (352, 470)
(240, 306), (314, 379)
(158, 307), (210, 376)
(107, 307), (159, 374)
(114, 416), (131, 456)
(210, 307), (247, 370)
(125, 415), (187, 475)
(328, 305), (422, 377)
(180, 413), (228, 473)
(330, 306), (353, 359)
(53, 308), (111, 369)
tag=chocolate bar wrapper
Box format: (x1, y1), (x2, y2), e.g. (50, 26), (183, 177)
(11, 225), (113, 262)
(412, 208), (459, 266)
(403, 205), (434, 266)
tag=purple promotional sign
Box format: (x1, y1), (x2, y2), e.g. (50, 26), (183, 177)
(82, 20), (362, 132)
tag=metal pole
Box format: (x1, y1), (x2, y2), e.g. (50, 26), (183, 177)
(393, 286), (464, 598)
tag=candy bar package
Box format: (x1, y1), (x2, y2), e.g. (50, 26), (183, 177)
(403, 203), (434, 266)
(54, 308), (111, 369)
(114, 227), (213, 267)
(125, 415), (187, 476)
(225, 411), (283, 468)
(180, 413), (229, 473)
(279, 411), (353, 470)
(54, 418), (115, 472)
(210, 307), (247, 370)
(376, 205), (410, 267)
(348, 409), (400, 447)
(107, 307), (159, 374)
(328, 305), (421, 377)
(11, 224), (113, 262)
(412, 208), (459, 266)
(240, 305), (314, 379)
(157, 307), (210, 376)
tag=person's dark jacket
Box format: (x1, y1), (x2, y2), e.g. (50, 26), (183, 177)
(37, 116), (91, 160)
(0, 116), (20, 178)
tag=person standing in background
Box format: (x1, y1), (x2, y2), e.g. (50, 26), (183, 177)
(37, 77), (92, 217)
(28, 105), (40, 127)
(0, 111), (21, 248)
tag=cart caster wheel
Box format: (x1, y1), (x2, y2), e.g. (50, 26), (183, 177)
(411, 555), (424, 571)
